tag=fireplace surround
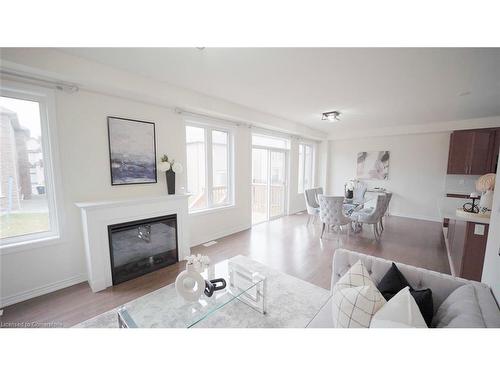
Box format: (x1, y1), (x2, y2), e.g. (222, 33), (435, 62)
(76, 195), (190, 292)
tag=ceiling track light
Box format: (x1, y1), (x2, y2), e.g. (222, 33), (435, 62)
(322, 110), (341, 122)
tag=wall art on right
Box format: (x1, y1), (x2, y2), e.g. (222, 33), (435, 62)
(356, 151), (390, 180)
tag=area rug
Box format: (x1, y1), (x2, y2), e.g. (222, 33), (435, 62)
(74, 255), (330, 328)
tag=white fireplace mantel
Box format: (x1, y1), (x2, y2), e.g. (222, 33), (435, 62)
(76, 194), (191, 292)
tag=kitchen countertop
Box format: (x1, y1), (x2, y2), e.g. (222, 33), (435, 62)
(439, 197), (490, 224)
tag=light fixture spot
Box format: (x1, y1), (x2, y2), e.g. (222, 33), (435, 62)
(322, 110), (341, 122)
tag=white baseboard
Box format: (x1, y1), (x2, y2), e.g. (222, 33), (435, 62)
(190, 223), (251, 248)
(1, 274), (87, 308)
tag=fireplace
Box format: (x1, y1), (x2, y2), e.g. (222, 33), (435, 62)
(108, 214), (179, 285)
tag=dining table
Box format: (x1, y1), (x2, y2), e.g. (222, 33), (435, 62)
(343, 196), (377, 233)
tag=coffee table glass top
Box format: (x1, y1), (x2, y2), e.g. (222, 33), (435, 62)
(117, 259), (265, 328)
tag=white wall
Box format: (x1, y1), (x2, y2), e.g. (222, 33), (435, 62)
(288, 140), (326, 214)
(316, 140), (330, 191)
(328, 132), (450, 221)
(287, 140), (303, 214)
(0, 86), (296, 307)
(0, 89), (184, 306)
(0, 50), (325, 307)
(482, 154), (500, 301)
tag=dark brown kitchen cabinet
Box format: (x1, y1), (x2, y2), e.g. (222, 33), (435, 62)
(491, 130), (500, 173)
(446, 219), (489, 281)
(470, 129), (495, 174)
(447, 128), (498, 175)
(447, 131), (474, 174)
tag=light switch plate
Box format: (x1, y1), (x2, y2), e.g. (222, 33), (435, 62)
(474, 224), (485, 236)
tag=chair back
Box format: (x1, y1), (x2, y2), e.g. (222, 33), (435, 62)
(318, 195), (351, 226)
(382, 192), (393, 215)
(370, 194), (387, 221)
(304, 187), (323, 213)
(352, 194), (386, 224)
(353, 181), (367, 201)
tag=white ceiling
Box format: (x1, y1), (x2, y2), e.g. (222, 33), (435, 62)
(62, 48), (500, 134)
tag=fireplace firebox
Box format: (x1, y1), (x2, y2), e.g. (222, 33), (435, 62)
(108, 214), (179, 285)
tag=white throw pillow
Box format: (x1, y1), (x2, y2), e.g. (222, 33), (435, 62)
(332, 260), (386, 328)
(370, 287), (428, 328)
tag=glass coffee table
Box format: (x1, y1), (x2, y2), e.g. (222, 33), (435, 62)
(117, 259), (266, 328)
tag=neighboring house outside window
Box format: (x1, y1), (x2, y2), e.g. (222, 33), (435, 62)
(0, 84), (61, 250)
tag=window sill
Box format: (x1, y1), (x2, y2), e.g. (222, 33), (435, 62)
(0, 234), (63, 255)
(189, 204), (236, 217)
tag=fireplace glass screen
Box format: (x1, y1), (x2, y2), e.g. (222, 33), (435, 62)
(108, 214), (178, 285)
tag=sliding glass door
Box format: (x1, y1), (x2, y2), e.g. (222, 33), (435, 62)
(252, 147), (287, 224)
(269, 150), (286, 218)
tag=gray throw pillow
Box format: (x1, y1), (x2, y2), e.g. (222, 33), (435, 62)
(432, 284), (486, 328)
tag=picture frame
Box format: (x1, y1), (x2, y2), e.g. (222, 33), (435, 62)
(107, 116), (157, 185)
(356, 151), (390, 180)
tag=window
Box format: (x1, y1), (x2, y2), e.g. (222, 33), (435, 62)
(186, 122), (233, 212)
(298, 143), (314, 193)
(0, 85), (60, 248)
(252, 134), (290, 150)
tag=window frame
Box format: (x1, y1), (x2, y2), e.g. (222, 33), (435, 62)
(297, 142), (315, 194)
(0, 82), (64, 253)
(185, 118), (234, 214)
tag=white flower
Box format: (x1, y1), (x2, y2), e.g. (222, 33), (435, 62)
(200, 255), (210, 266)
(158, 161), (171, 172)
(172, 162), (183, 174)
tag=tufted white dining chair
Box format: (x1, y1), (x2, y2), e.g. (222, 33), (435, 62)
(350, 194), (387, 240)
(318, 195), (352, 238)
(353, 181), (367, 201)
(304, 187), (323, 225)
(343, 181), (367, 214)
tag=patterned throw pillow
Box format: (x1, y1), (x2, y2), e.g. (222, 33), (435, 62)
(332, 260), (386, 328)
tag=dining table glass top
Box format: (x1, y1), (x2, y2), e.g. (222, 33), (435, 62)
(343, 196), (376, 207)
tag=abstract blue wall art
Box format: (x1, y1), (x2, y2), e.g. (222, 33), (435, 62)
(107, 117), (157, 185)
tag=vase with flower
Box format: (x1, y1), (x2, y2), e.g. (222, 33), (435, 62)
(158, 154), (183, 195)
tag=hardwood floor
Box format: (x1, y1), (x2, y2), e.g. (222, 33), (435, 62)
(0, 214), (450, 328)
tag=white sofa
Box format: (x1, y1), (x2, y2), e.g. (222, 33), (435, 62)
(307, 248), (500, 328)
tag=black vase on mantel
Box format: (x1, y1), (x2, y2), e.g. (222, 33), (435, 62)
(166, 170), (175, 195)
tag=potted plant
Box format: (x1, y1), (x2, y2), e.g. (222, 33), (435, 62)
(158, 155), (183, 195)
